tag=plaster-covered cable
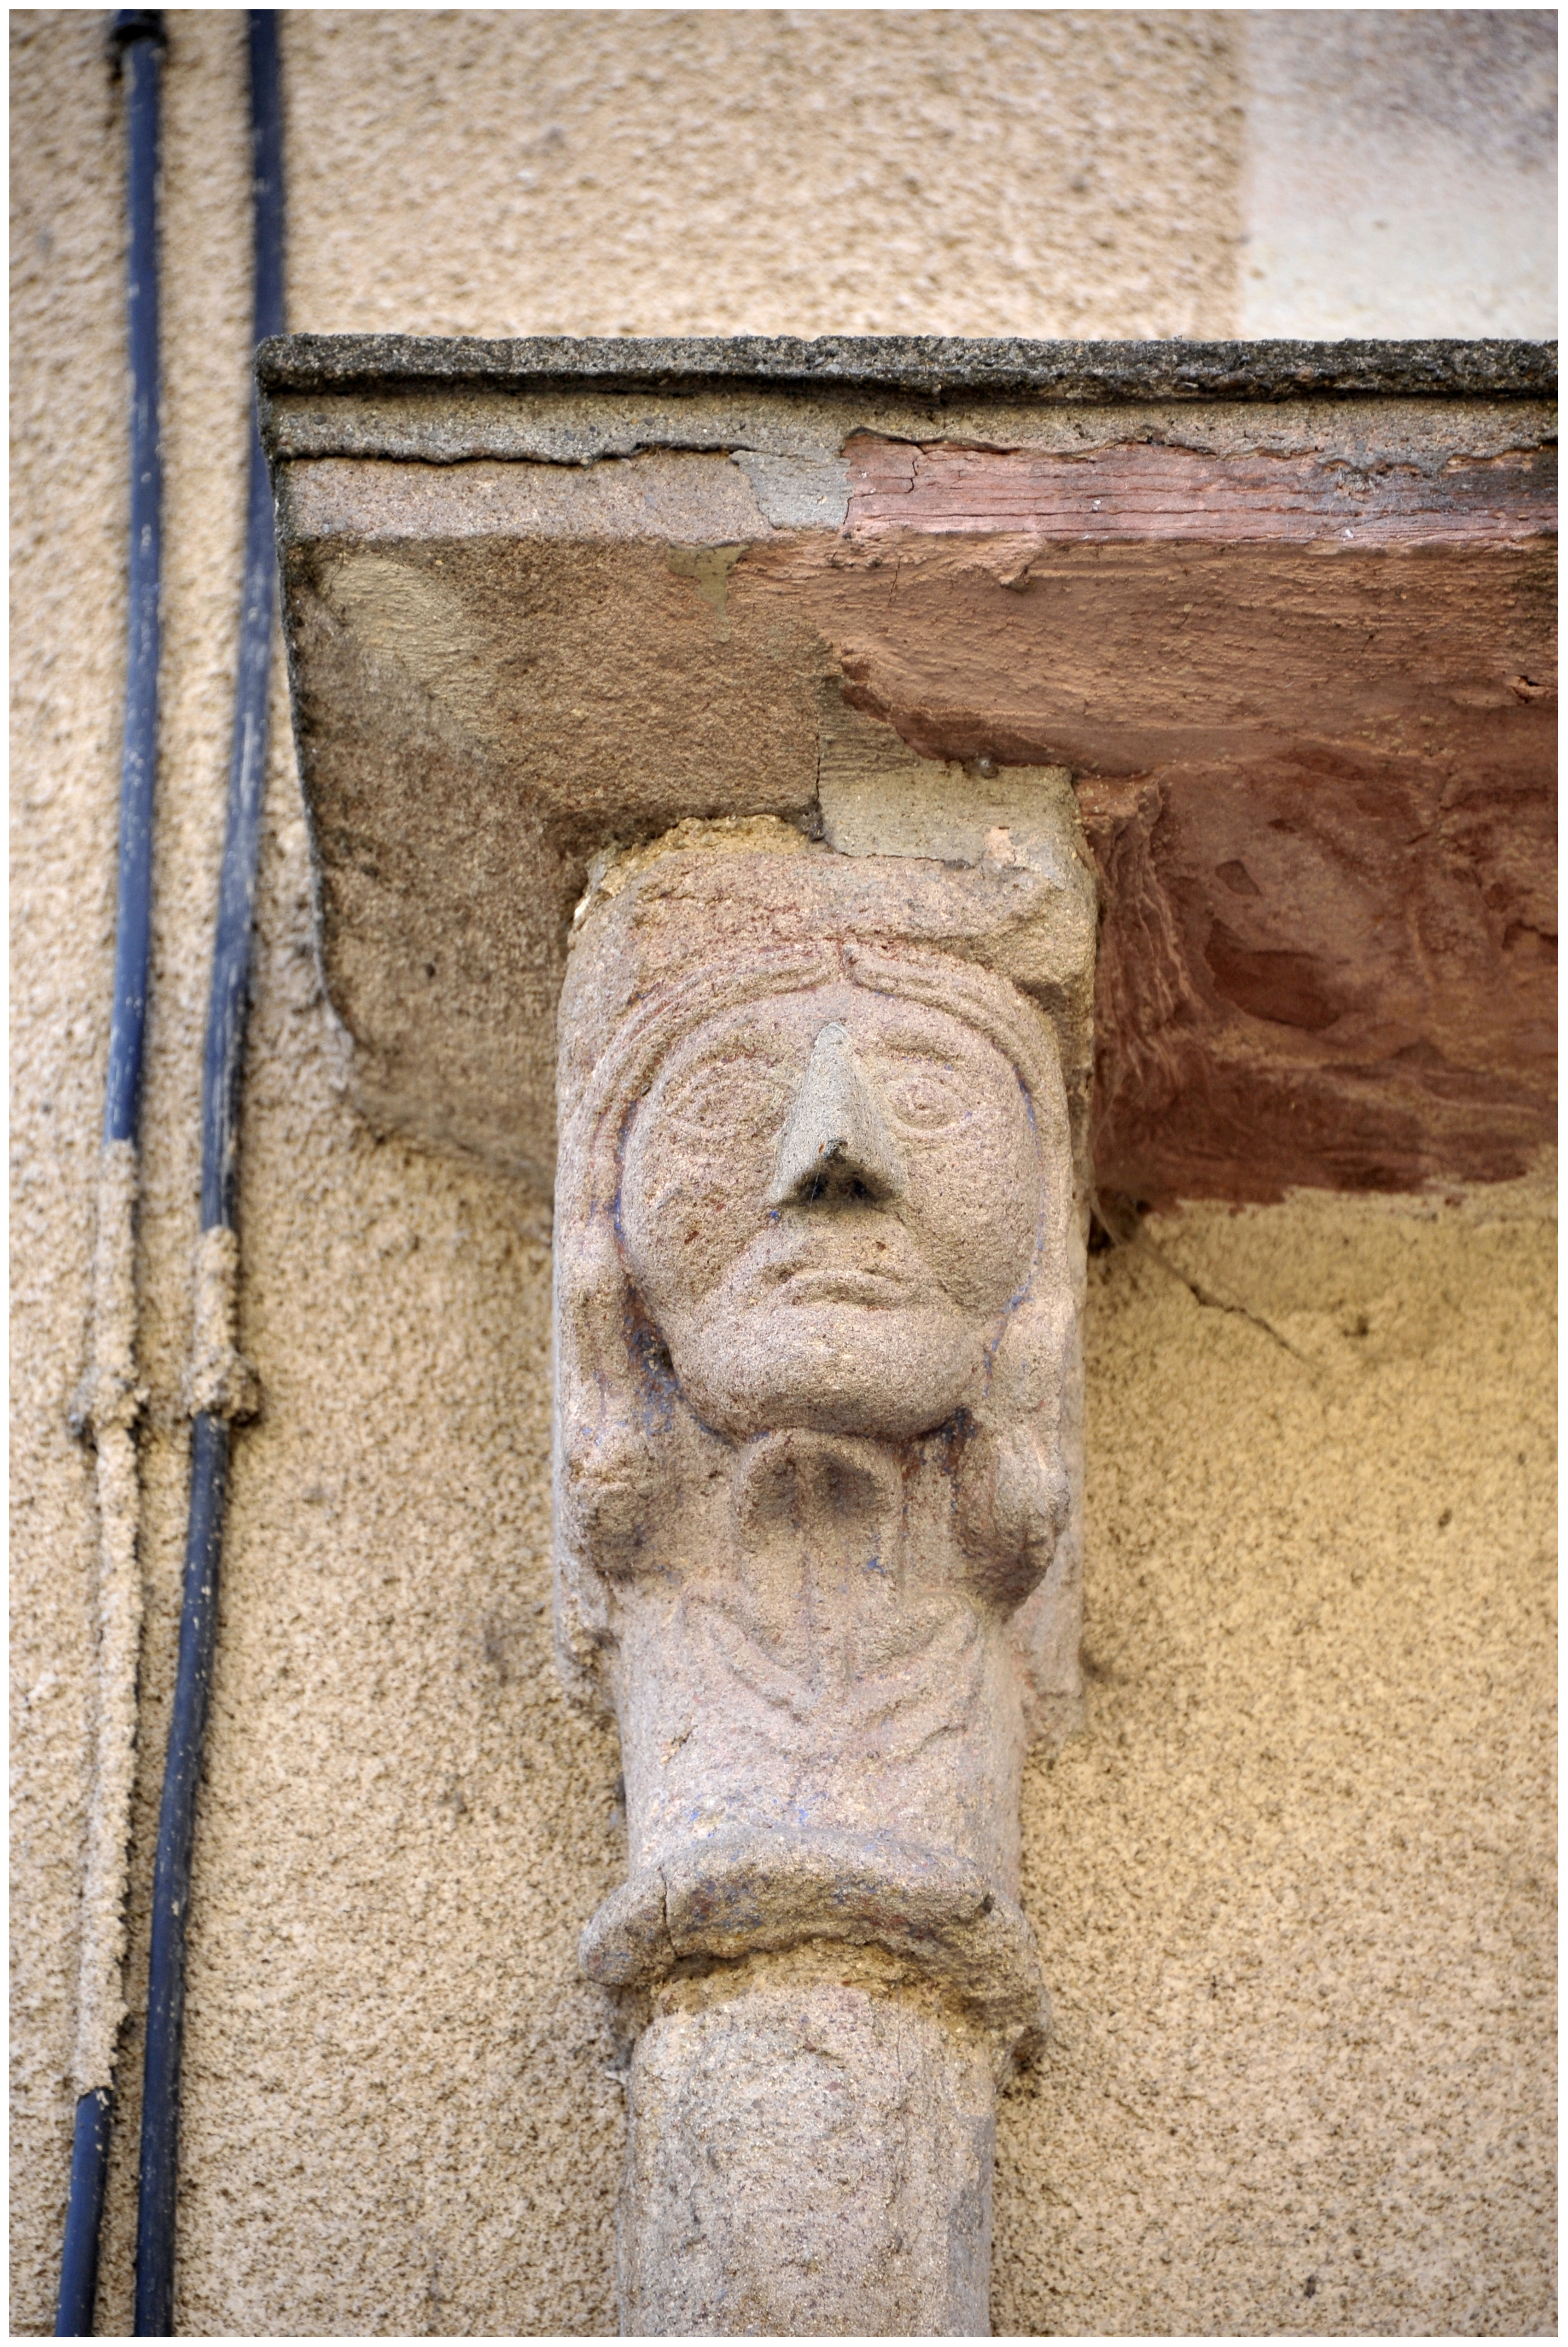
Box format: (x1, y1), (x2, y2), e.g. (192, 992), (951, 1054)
(55, 14), (166, 2336)
(180, 1227), (261, 1423)
(133, 15), (283, 2334)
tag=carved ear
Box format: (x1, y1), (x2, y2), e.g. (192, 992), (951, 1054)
(562, 1442), (668, 1582)
(555, 1206), (704, 1610)
(955, 1420), (1071, 1611)
(955, 1276), (1075, 1609)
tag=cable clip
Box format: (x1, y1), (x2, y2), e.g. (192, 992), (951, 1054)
(69, 1361), (146, 1443)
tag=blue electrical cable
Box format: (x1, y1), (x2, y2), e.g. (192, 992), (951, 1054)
(55, 2087), (115, 2342)
(103, 11), (165, 1156)
(133, 15), (285, 2336)
(55, 13), (165, 2336)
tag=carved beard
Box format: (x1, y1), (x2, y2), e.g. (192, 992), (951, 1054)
(583, 1417), (1048, 2036)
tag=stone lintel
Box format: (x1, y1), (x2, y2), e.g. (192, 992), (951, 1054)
(266, 336), (1556, 1205)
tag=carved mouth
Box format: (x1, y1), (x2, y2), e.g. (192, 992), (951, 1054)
(773, 1268), (912, 1306)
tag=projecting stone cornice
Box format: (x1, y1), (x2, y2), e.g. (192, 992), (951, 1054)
(263, 335), (1555, 1206)
(259, 330), (1557, 406)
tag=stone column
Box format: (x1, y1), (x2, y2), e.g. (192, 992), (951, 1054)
(622, 1949), (999, 2336)
(552, 797), (1094, 2336)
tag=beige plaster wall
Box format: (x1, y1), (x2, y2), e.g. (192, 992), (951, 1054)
(10, 11), (1556, 2338)
(284, 8), (1243, 340)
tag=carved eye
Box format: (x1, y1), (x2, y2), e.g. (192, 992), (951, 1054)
(880, 1062), (967, 1132)
(660, 1055), (790, 1141)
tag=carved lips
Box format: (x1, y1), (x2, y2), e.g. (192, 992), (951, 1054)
(770, 1261), (913, 1307)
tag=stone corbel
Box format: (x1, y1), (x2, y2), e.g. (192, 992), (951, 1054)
(553, 796), (1093, 2331)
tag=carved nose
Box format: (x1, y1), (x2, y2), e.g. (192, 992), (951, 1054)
(766, 1022), (907, 1208)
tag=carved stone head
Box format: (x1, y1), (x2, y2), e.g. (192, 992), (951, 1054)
(552, 828), (1089, 1718)
(619, 982), (1045, 1442)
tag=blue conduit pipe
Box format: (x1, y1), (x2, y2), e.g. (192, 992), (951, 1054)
(133, 15), (285, 2335)
(55, 11), (166, 2336)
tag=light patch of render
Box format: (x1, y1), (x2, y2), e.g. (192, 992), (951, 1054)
(1241, 12), (1558, 340)
(10, 13), (1557, 2342)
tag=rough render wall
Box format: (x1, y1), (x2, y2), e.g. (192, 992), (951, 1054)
(284, 8), (1243, 339)
(9, 10), (1556, 2337)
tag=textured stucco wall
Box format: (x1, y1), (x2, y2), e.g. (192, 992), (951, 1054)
(283, 8), (1244, 339)
(10, 11), (1557, 2337)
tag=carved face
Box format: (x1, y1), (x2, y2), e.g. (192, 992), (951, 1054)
(618, 983), (1042, 1440)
